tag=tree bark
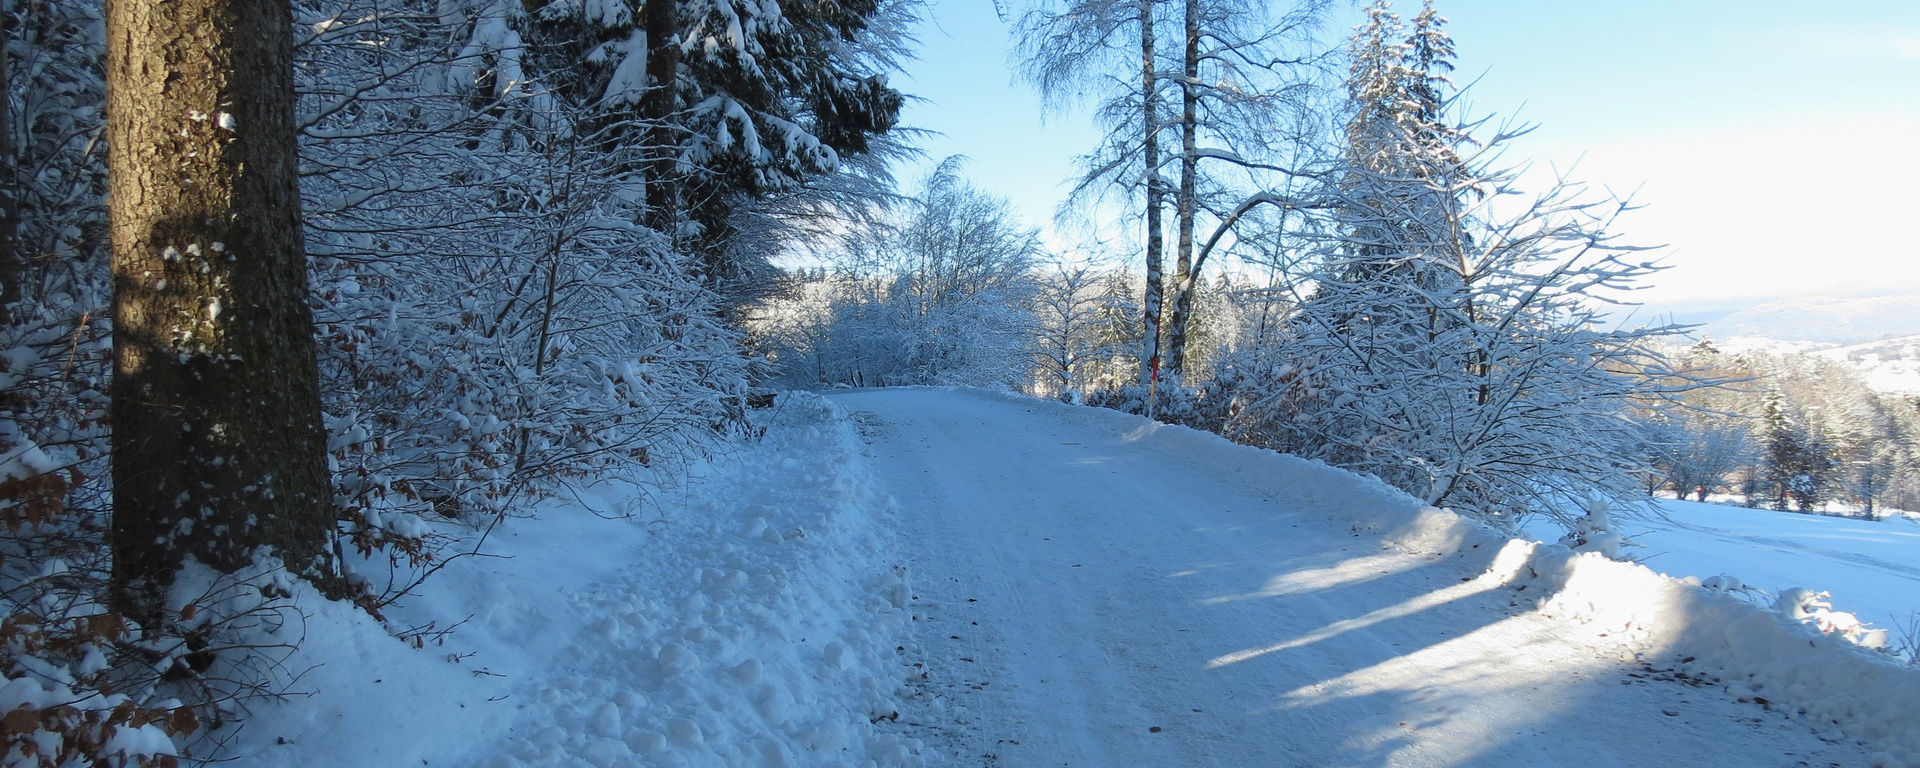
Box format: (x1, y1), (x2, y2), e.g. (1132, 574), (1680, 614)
(1138, 0), (1164, 394)
(0, 8), (18, 321)
(105, 0), (337, 625)
(1166, 0), (1200, 378)
(642, 0), (682, 235)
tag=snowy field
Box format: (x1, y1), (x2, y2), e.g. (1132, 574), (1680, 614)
(210, 388), (1920, 767)
(1607, 500), (1920, 651)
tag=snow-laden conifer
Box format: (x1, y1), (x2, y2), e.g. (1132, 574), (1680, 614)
(1233, 0), (1692, 532)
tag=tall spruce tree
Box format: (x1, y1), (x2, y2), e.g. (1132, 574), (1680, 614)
(520, 0), (906, 288)
(105, 0), (337, 624)
(1260, 0), (1685, 531)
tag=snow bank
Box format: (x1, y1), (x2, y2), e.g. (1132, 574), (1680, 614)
(1481, 541), (1920, 765)
(986, 390), (1920, 765)
(217, 392), (920, 767)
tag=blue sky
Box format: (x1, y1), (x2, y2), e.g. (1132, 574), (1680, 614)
(890, 0), (1920, 309)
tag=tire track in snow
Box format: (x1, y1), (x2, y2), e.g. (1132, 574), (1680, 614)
(838, 388), (1885, 768)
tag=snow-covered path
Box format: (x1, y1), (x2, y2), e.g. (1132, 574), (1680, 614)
(837, 388), (1880, 767)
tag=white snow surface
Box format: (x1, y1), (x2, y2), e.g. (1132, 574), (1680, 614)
(1550, 498), (1920, 640)
(837, 388), (1915, 767)
(215, 387), (1918, 767)
(214, 393), (920, 767)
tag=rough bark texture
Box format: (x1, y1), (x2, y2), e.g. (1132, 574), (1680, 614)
(641, 0), (682, 235)
(105, 0), (337, 625)
(1137, 0), (1164, 392)
(0, 13), (17, 320)
(1166, 0), (1200, 378)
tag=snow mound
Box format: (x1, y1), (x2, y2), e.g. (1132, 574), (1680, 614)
(218, 392), (920, 767)
(1494, 544), (1919, 763)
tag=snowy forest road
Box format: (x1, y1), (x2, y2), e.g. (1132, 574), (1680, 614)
(833, 388), (1878, 768)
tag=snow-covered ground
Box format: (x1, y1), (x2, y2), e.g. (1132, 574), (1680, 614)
(839, 388), (1915, 767)
(1814, 335), (1920, 394)
(1599, 499), (1920, 649)
(209, 387), (1920, 767)
(211, 393), (923, 767)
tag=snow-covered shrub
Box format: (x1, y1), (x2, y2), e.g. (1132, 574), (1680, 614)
(754, 161), (1042, 391)
(1189, 339), (1304, 446)
(1082, 382), (1207, 429)
(1, 305), (202, 765)
(1893, 613), (1920, 667)
(0, 423), (199, 767)
(296, 0), (753, 605)
(1555, 496), (1635, 560)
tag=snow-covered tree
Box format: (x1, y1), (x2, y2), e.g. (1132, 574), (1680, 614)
(1761, 392), (1837, 512)
(1678, 347), (1920, 515)
(290, 0), (759, 604)
(0, 1), (190, 759)
(1831, 393), (1909, 519)
(757, 160), (1042, 389)
(1161, 0), (1325, 378)
(1032, 260), (1125, 398)
(1080, 265), (1147, 392)
(1642, 412), (1753, 500)
(1231, 1), (1690, 531)
(1016, 0), (1170, 391)
(1017, 0), (1327, 388)
(513, 0), (912, 287)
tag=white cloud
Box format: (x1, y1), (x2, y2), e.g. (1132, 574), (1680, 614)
(1897, 38), (1920, 59)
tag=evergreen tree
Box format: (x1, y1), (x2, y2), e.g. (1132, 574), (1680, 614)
(105, 0), (337, 624)
(517, 0), (908, 286)
(1255, 0), (1686, 531)
(1763, 393), (1802, 511)
(1334, 0), (1468, 294)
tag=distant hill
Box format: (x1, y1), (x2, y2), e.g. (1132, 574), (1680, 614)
(1700, 295), (1920, 345)
(1671, 295), (1920, 395)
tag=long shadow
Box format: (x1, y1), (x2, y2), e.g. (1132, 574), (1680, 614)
(857, 393), (1876, 766)
(1168, 529), (1875, 767)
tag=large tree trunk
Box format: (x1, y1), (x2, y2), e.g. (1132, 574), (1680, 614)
(1137, 0), (1164, 395)
(105, 0), (337, 626)
(642, 0), (683, 235)
(0, 11), (17, 321)
(1166, 0), (1200, 379)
